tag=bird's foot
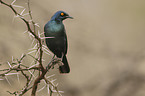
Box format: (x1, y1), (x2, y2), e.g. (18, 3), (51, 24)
(52, 58), (63, 66)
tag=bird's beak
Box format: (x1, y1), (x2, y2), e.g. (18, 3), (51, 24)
(66, 16), (73, 19)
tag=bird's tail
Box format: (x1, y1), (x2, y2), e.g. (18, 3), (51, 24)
(59, 55), (70, 73)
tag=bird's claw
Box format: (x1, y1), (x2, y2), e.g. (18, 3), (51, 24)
(52, 58), (63, 66)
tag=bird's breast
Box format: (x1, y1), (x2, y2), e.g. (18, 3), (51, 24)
(48, 21), (64, 33)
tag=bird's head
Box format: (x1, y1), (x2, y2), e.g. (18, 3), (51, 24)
(51, 11), (73, 22)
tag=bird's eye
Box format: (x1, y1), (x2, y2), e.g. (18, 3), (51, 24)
(60, 12), (64, 16)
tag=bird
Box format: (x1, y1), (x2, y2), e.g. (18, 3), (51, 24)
(44, 11), (73, 73)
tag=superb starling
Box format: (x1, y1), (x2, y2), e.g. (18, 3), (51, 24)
(44, 11), (73, 73)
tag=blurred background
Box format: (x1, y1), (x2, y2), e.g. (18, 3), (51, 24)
(1, 0), (145, 96)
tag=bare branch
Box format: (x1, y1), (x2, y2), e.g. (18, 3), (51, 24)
(0, 0), (62, 96)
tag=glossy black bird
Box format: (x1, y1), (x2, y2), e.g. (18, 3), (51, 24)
(44, 11), (73, 73)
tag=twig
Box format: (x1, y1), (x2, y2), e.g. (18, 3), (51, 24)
(0, 0), (62, 96)
(44, 77), (63, 96)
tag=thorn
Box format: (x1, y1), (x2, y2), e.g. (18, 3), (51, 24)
(20, 8), (26, 15)
(37, 85), (46, 92)
(5, 76), (12, 86)
(58, 91), (64, 93)
(44, 51), (51, 55)
(55, 83), (58, 87)
(28, 77), (33, 86)
(38, 30), (41, 38)
(27, 50), (37, 54)
(47, 84), (50, 94)
(17, 73), (20, 84)
(28, 47), (37, 51)
(29, 43), (38, 50)
(22, 13), (30, 16)
(34, 53), (38, 59)
(42, 47), (51, 55)
(20, 53), (25, 58)
(12, 5), (24, 8)
(33, 43), (38, 49)
(42, 45), (54, 56)
(40, 37), (55, 39)
(28, 32), (34, 39)
(42, 46), (49, 50)
(53, 90), (64, 94)
(30, 60), (35, 66)
(43, 80), (47, 84)
(12, 64), (19, 68)
(5, 73), (19, 76)
(28, 70), (35, 78)
(51, 79), (57, 83)
(30, 39), (36, 48)
(12, 15), (15, 23)
(42, 59), (45, 61)
(28, 20), (33, 23)
(28, 63), (39, 69)
(7, 61), (12, 68)
(46, 74), (55, 79)
(11, 0), (17, 5)
(14, 14), (20, 18)
(34, 23), (40, 27)
(42, 45), (48, 48)
(40, 32), (44, 35)
(34, 48), (40, 57)
(28, 20), (33, 25)
(23, 30), (28, 34)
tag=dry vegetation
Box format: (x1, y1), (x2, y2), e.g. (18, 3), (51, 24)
(0, 0), (145, 96)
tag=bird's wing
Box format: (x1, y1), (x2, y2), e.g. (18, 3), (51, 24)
(64, 30), (68, 55)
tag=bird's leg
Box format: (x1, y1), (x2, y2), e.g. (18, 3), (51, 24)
(52, 53), (63, 63)
(57, 53), (64, 66)
(46, 54), (64, 70)
(56, 57), (64, 66)
(52, 57), (62, 65)
(52, 53), (64, 66)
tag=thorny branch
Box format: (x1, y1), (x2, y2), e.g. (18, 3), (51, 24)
(0, 0), (62, 96)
